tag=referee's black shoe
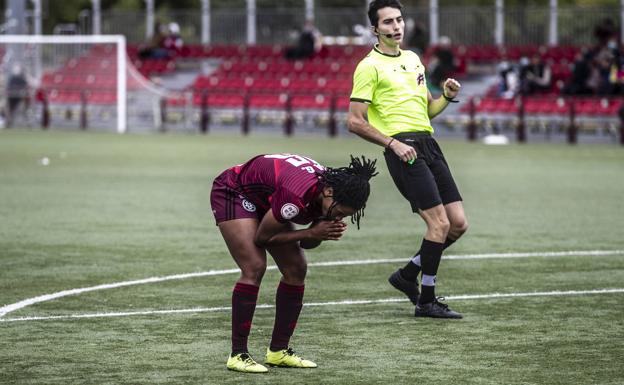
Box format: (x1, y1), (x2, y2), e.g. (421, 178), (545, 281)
(388, 269), (420, 305)
(415, 298), (463, 319)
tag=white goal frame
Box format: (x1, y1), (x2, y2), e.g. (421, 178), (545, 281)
(0, 35), (127, 133)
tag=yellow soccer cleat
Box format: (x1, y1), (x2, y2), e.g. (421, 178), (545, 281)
(265, 347), (318, 368)
(226, 352), (268, 373)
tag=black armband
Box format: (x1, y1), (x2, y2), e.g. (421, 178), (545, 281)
(443, 93), (459, 103)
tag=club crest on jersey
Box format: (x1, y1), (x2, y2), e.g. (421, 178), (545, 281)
(417, 73), (425, 86)
(242, 199), (256, 212)
(280, 203), (299, 220)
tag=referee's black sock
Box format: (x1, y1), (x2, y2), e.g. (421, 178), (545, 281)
(399, 253), (421, 281)
(443, 237), (456, 250)
(400, 237), (456, 282)
(418, 239), (444, 304)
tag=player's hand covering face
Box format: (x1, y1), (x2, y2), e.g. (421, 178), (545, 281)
(309, 219), (347, 241)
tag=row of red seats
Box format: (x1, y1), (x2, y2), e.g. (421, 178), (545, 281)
(128, 43), (583, 64)
(128, 44), (371, 61)
(212, 71), (353, 81)
(192, 75), (352, 94)
(215, 59), (356, 76)
(431, 44), (581, 64)
(132, 59), (176, 75)
(42, 73), (117, 87)
(45, 89), (117, 105)
(462, 96), (622, 116)
(166, 92), (350, 110)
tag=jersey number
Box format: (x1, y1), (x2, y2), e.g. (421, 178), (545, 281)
(264, 153), (324, 174)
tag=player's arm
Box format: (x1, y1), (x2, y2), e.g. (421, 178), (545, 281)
(347, 102), (416, 163)
(254, 210), (346, 247)
(427, 78), (461, 119)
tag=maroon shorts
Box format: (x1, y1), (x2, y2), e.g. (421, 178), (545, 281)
(210, 173), (266, 225)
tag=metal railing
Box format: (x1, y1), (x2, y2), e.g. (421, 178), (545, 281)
(97, 5), (620, 46)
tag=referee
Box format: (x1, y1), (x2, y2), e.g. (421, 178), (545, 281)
(348, 0), (467, 318)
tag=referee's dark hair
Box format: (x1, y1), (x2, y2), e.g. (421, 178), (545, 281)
(320, 155), (378, 229)
(368, 0), (404, 27)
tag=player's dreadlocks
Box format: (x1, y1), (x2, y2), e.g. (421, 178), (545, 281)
(320, 155), (378, 229)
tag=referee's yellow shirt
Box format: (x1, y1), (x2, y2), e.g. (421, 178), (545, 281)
(350, 45), (433, 136)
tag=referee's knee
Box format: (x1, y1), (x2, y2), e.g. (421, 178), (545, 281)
(451, 218), (468, 238)
(429, 217), (450, 241)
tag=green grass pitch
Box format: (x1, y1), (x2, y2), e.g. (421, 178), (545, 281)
(1, 130), (623, 384)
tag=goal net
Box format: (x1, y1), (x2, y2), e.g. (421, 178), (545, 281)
(0, 35), (172, 133)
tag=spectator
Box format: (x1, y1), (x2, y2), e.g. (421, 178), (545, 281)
(594, 17), (617, 48)
(427, 36), (456, 91)
(285, 19), (322, 60)
(163, 22), (184, 57)
(560, 18), (619, 96)
(497, 60), (519, 99)
(602, 39), (624, 95)
(608, 47), (624, 95)
(563, 51), (594, 95)
(138, 21), (169, 60)
(590, 45), (617, 95)
(5, 64), (30, 127)
(520, 54), (552, 95)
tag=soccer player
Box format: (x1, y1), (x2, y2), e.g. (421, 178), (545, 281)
(347, 0), (467, 319)
(211, 153), (377, 373)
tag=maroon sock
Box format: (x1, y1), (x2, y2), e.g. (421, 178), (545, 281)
(231, 282), (259, 354)
(269, 282), (305, 351)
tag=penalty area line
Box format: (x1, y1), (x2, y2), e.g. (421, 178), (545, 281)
(2, 288), (623, 323)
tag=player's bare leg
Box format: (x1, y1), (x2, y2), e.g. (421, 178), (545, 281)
(219, 218), (269, 373)
(262, 238), (317, 368)
(219, 218), (267, 286)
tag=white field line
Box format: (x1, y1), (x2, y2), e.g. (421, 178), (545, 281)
(2, 288), (623, 323)
(1, 249), (623, 318)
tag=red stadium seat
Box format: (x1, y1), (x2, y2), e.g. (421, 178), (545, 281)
(291, 94), (331, 109)
(249, 93), (288, 109)
(192, 93), (245, 108)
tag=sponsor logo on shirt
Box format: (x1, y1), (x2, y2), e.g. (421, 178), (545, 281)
(280, 203), (299, 220)
(242, 199), (256, 212)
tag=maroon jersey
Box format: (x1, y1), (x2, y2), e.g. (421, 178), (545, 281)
(215, 153), (326, 225)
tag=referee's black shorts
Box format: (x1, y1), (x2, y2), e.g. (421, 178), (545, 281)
(384, 132), (462, 213)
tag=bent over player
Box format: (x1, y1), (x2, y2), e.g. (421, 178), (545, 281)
(348, 0), (468, 318)
(211, 153), (377, 373)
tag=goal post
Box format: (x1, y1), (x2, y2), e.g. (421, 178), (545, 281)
(0, 34), (127, 133)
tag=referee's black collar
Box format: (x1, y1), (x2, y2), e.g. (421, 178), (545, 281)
(373, 44), (402, 57)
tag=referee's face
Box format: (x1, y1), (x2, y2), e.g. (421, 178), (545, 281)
(375, 7), (404, 47)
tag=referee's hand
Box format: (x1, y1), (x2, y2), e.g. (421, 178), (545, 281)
(388, 140), (417, 164)
(443, 78), (461, 99)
